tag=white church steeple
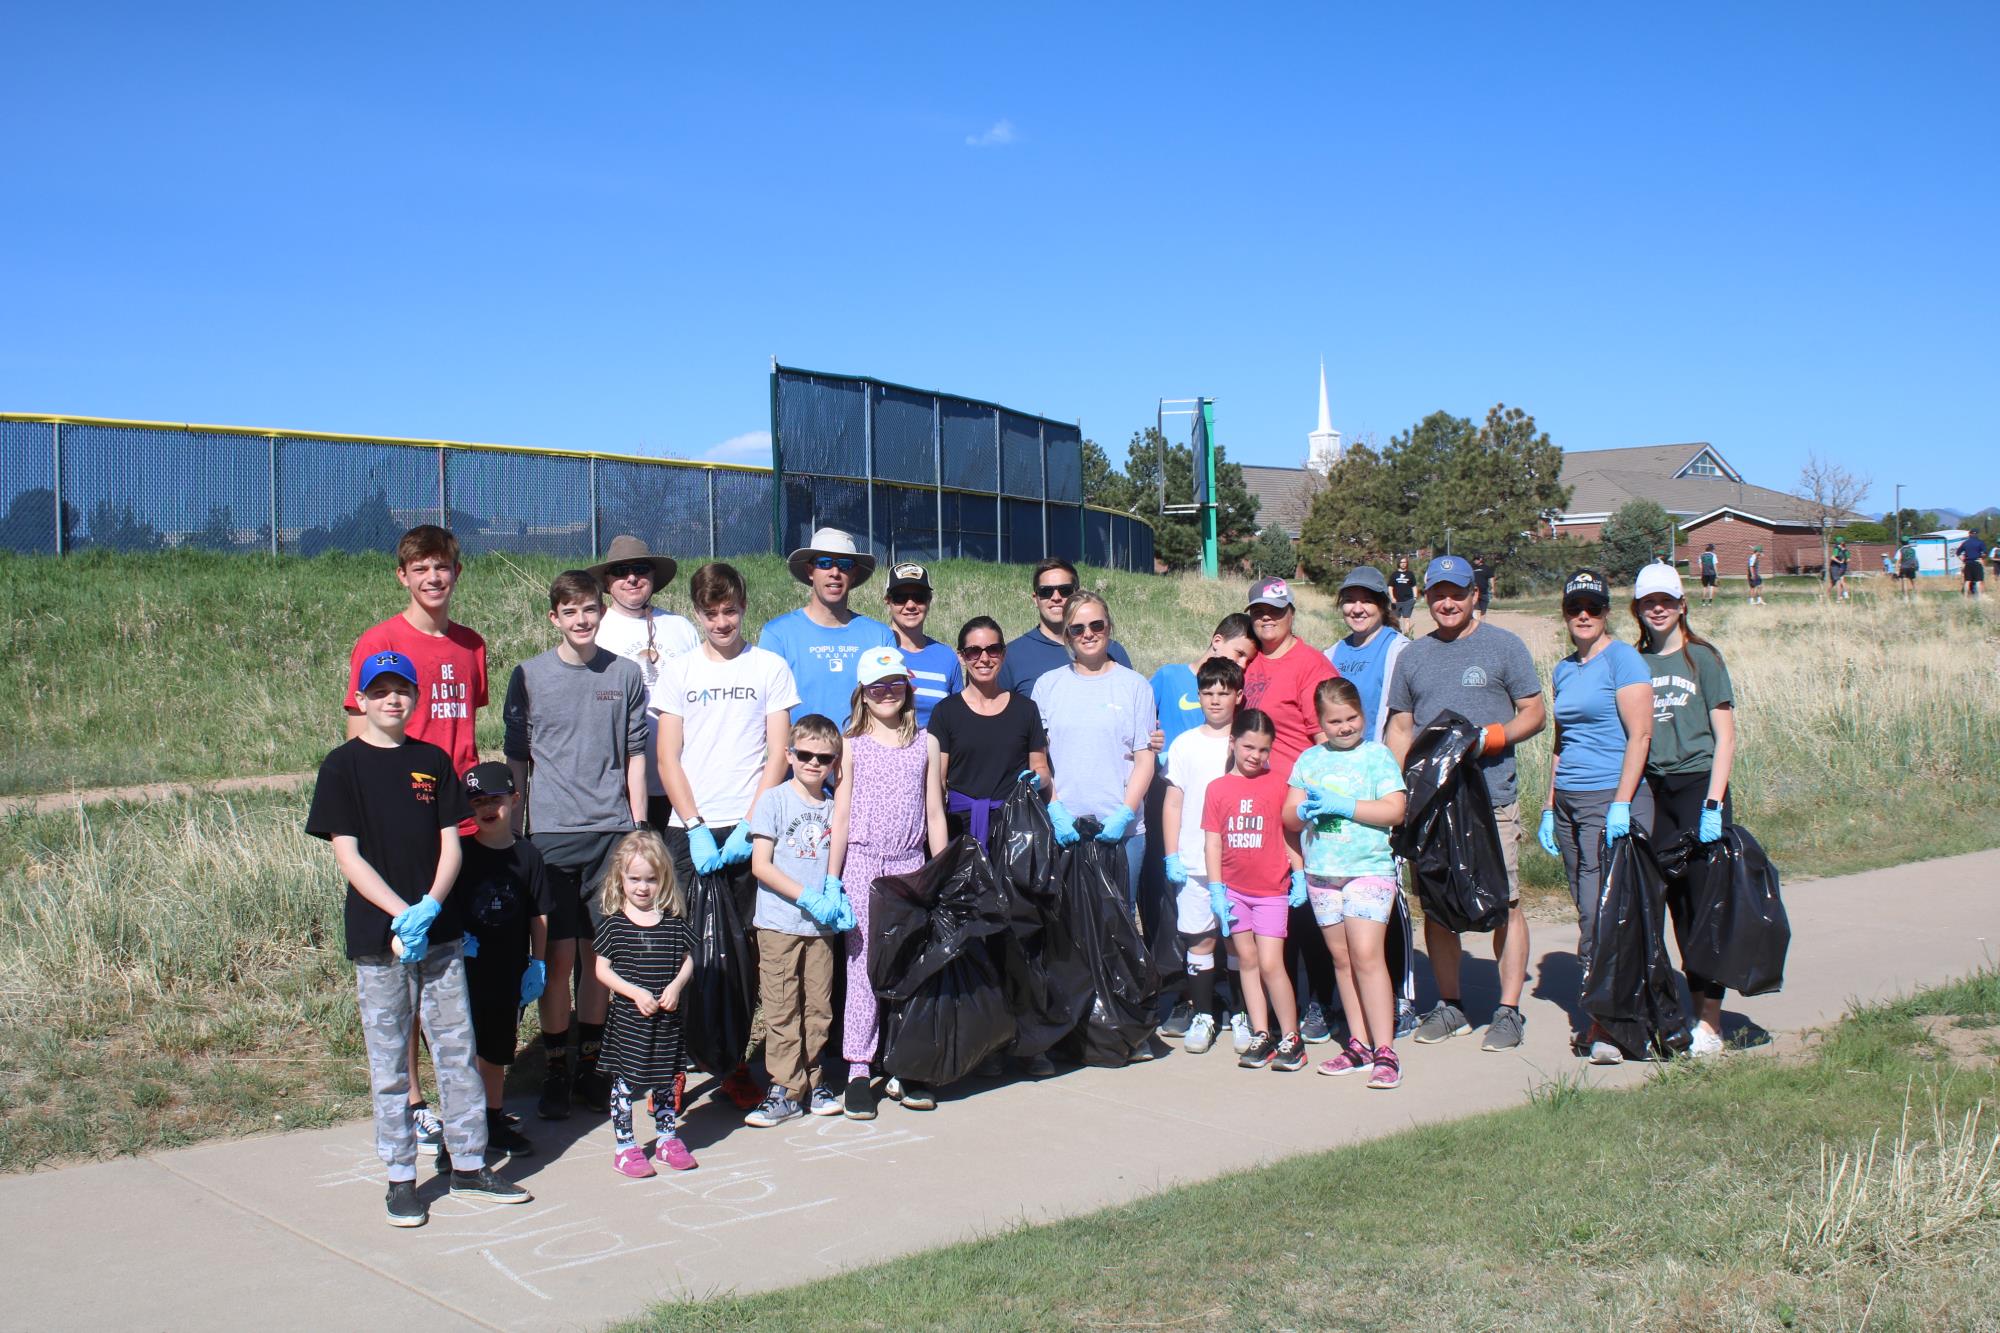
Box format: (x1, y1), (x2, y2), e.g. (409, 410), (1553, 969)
(1308, 360), (1342, 471)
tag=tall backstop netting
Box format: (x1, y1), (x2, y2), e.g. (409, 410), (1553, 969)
(0, 415), (773, 561)
(770, 364), (1155, 573)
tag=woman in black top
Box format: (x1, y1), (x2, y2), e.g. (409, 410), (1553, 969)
(1389, 556), (1417, 622)
(927, 616), (1053, 850)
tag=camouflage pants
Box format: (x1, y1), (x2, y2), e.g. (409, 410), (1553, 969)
(355, 943), (487, 1178)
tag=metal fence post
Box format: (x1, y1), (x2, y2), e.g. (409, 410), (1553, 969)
(588, 457), (600, 556)
(436, 446), (447, 526)
(933, 396), (944, 560)
(1039, 423), (1049, 561)
(992, 409), (1003, 561)
(862, 382), (876, 555)
(51, 421), (64, 555)
(706, 467), (717, 557)
(267, 434), (279, 556)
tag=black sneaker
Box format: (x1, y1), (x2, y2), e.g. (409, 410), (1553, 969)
(573, 1068), (611, 1115)
(898, 1082), (937, 1111)
(450, 1165), (532, 1204)
(1239, 1032), (1276, 1069)
(385, 1179), (427, 1228)
(843, 1078), (878, 1121)
(486, 1112), (536, 1159)
(1159, 1000), (1197, 1039)
(1271, 1033), (1307, 1072)
(537, 1054), (572, 1121)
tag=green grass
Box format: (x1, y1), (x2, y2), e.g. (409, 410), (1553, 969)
(628, 974), (2000, 1332)
(0, 550), (1340, 796)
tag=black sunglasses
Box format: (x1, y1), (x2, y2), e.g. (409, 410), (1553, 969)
(1065, 618), (1109, 638)
(1035, 581), (1078, 600)
(889, 590), (931, 605)
(791, 748), (837, 767)
(1563, 598), (1610, 617)
(812, 556), (857, 572)
(959, 643), (1005, 660)
(605, 563), (654, 581)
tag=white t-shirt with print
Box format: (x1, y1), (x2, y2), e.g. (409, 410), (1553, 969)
(648, 645), (800, 826)
(598, 609), (701, 796)
(1163, 727), (1231, 873)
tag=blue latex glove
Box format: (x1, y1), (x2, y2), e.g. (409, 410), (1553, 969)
(391, 897), (441, 954)
(719, 823), (754, 867)
(1537, 809), (1559, 857)
(1287, 869), (1309, 908)
(1016, 768), (1042, 790)
(799, 876), (839, 927)
(1606, 801), (1632, 843)
(828, 884), (857, 932)
(1164, 852), (1187, 885)
(1300, 788), (1356, 822)
(519, 958), (547, 1006)
(1048, 801), (1080, 846)
(461, 933), (479, 959)
(1208, 883), (1236, 937)
(398, 933), (429, 964)
(687, 824), (724, 875)
(1096, 804), (1136, 842)
(1699, 805), (1724, 843)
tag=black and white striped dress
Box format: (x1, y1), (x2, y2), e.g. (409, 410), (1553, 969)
(593, 912), (691, 1094)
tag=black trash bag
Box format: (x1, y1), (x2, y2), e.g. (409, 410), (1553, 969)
(1052, 818), (1163, 1067)
(1658, 826), (1790, 997)
(867, 835), (1016, 1086)
(1390, 711), (1511, 934)
(990, 778), (1093, 1057)
(1581, 832), (1691, 1060)
(681, 871), (755, 1076)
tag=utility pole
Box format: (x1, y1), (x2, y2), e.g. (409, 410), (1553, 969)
(1893, 482), (1903, 553)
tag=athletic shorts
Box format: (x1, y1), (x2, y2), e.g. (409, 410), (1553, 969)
(1967, 561), (1986, 584)
(1699, 573), (1717, 587)
(1224, 887), (1290, 939)
(1393, 600), (1415, 621)
(1493, 802), (1521, 905)
(1830, 563), (1847, 580)
(1305, 873), (1399, 927)
(463, 954), (525, 1065)
(1747, 575), (1762, 587)
(1899, 569), (1917, 581)
(531, 828), (627, 941)
(1176, 877), (1218, 934)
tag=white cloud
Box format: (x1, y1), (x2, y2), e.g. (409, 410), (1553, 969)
(965, 119), (1017, 148)
(702, 430), (772, 464)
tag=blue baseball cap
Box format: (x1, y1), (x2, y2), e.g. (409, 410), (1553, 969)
(1424, 555), (1475, 589)
(356, 650), (419, 691)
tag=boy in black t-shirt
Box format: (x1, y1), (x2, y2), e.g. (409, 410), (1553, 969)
(456, 762), (554, 1160)
(306, 650), (532, 1228)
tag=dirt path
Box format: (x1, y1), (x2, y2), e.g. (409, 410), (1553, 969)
(0, 772), (311, 816)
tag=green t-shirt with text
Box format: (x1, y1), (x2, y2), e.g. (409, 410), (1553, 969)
(1642, 642), (1734, 776)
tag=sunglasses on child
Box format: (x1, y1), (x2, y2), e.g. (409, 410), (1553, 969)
(1064, 619), (1109, 638)
(811, 556), (857, 572)
(863, 680), (908, 699)
(790, 748), (837, 767)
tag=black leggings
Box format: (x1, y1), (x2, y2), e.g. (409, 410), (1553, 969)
(1285, 905), (1338, 1012)
(1644, 770), (1730, 1002)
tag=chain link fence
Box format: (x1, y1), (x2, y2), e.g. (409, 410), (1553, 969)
(770, 365), (1154, 572)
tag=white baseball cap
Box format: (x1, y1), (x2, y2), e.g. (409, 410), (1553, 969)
(855, 645), (909, 686)
(1633, 562), (1685, 601)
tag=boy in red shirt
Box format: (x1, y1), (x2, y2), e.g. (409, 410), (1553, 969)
(342, 524), (490, 1153)
(1202, 708), (1308, 1072)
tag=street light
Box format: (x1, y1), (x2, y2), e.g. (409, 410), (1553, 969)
(1893, 482), (1903, 552)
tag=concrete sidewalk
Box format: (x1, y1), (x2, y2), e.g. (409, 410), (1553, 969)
(6, 850), (1995, 1331)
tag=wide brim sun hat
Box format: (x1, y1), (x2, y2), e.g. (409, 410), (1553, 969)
(786, 526), (878, 586)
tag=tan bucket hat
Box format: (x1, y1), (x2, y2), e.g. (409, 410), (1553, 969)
(786, 526), (878, 586)
(587, 534), (677, 587)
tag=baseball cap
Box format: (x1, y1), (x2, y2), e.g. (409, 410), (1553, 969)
(1337, 566), (1390, 599)
(856, 645), (910, 686)
(886, 562), (931, 594)
(1247, 576), (1294, 610)
(356, 650), (418, 691)
(1633, 563), (1686, 601)
(1561, 569), (1611, 605)
(1423, 555), (1475, 589)
(464, 761), (517, 798)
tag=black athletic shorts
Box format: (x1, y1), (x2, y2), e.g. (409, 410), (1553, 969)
(1968, 560), (1986, 584)
(1700, 573), (1717, 587)
(531, 828), (627, 941)
(1830, 563), (1847, 580)
(464, 953), (525, 1065)
(1898, 569), (1917, 581)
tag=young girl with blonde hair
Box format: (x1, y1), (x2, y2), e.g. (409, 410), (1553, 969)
(592, 830), (696, 1177)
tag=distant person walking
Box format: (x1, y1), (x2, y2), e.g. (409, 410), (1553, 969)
(1698, 544), (1718, 605)
(1897, 539), (1921, 602)
(1828, 538), (1851, 602)
(1958, 533), (1988, 598)
(1472, 555), (1495, 619)
(1389, 556), (1418, 624)
(1745, 546), (1765, 605)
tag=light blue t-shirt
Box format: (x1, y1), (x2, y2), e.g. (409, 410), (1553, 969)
(1288, 740), (1406, 878)
(1032, 663), (1158, 831)
(757, 609), (894, 725)
(1150, 663), (1205, 754)
(1551, 639), (1652, 792)
(1330, 627), (1408, 742)
(901, 639), (963, 730)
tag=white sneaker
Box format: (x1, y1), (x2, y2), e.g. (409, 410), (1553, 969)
(1688, 1024), (1724, 1057)
(1184, 1013), (1219, 1054)
(1229, 1011), (1253, 1055)
(1589, 1040), (1624, 1065)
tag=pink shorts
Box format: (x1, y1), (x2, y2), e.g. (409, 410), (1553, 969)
(1224, 887), (1290, 939)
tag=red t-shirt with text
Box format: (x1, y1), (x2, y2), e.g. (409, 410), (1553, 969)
(1244, 639), (1337, 776)
(345, 615), (489, 778)
(1202, 768), (1292, 896)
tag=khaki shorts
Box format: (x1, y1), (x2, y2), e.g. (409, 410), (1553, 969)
(1493, 801), (1521, 905)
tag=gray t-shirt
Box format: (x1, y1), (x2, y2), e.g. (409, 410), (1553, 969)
(501, 647), (648, 834)
(1386, 622), (1542, 806)
(746, 781), (835, 937)
(1032, 663), (1158, 831)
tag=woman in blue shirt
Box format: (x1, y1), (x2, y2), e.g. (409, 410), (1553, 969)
(1537, 568), (1655, 1064)
(1325, 567), (1409, 742)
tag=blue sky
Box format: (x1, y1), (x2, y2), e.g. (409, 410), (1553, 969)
(4, 3), (1994, 510)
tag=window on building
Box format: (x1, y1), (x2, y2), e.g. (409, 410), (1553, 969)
(1683, 452), (1723, 478)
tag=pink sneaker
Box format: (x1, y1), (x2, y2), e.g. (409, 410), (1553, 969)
(1366, 1047), (1401, 1090)
(1317, 1038), (1375, 1077)
(655, 1136), (698, 1171)
(613, 1146), (656, 1179)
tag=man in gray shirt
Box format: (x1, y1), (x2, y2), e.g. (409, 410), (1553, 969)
(502, 570), (648, 1120)
(1385, 555), (1546, 1053)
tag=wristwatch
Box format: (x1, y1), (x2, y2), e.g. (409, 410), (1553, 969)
(685, 815), (707, 829)
(1701, 799), (1722, 812)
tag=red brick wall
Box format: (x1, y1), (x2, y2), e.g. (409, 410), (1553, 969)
(1675, 517), (1891, 575)
(1554, 521), (1605, 541)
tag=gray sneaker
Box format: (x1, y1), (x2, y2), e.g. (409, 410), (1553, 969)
(1160, 1000), (1197, 1039)
(1300, 1001), (1333, 1044)
(1481, 1005), (1527, 1052)
(412, 1105), (444, 1156)
(1413, 1001), (1472, 1044)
